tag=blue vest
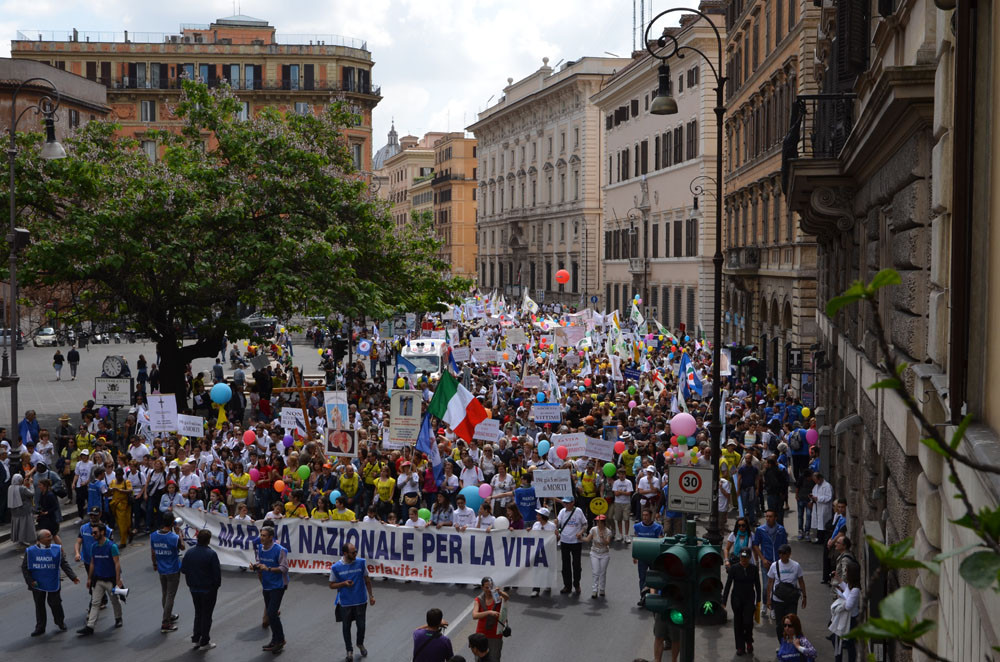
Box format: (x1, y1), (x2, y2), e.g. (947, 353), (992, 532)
(87, 480), (107, 511)
(329, 558), (368, 607)
(91, 539), (118, 580)
(27, 544), (62, 592)
(150, 530), (181, 574)
(79, 522), (112, 563)
(256, 543), (287, 590)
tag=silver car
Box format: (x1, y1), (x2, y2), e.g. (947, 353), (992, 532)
(33, 327), (57, 346)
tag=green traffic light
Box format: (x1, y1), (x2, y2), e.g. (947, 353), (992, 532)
(669, 609), (685, 626)
(702, 601), (714, 615)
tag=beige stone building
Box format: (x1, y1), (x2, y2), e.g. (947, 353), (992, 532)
(381, 132), (443, 229)
(592, 7), (725, 335)
(432, 133), (478, 278)
(468, 56), (631, 303)
(783, 1), (1000, 658)
(10, 15), (380, 169)
(722, 0), (820, 386)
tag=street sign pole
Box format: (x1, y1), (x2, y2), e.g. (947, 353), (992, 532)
(680, 518), (697, 662)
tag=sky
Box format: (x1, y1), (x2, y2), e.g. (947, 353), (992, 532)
(1, 0), (692, 156)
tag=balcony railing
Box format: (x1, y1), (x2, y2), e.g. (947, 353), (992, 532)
(785, 94), (856, 160)
(628, 257), (648, 275)
(107, 77), (378, 95)
(16, 29), (369, 51)
(725, 247), (760, 273)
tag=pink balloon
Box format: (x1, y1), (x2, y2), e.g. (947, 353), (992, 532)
(628, 400), (637, 408)
(556, 445), (568, 460)
(806, 428), (819, 445)
(478, 483), (493, 499)
(249, 468), (261, 482)
(670, 412), (697, 437)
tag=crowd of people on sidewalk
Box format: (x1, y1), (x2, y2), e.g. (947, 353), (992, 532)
(7, 295), (863, 661)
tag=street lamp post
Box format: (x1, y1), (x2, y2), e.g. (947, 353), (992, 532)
(645, 8), (726, 546)
(5, 77), (66, 431)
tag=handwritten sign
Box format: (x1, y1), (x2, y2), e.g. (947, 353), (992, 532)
(451, 346), (471, 363)
(470, 336), (488, 350)
(505, 328), (528, 345)
(523, 375), (543, 389)
(584, 436), (615, 462)
(551, 432), (587, 457)
(473, 418), (503, 443)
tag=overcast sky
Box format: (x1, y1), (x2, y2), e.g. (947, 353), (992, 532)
(1, 0), (691, 155)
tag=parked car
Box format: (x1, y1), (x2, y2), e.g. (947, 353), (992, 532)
(33, 327), (58, 347)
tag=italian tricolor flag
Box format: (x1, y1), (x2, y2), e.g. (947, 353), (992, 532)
(428, 371), (488, 442)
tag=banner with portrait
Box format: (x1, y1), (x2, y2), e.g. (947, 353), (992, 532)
(324, 391), (356, 457)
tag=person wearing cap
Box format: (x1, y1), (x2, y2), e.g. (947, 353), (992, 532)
(556, 495), (588, 595)
(579, 513), (613, 599)
(611, 467), (634, 543)
(412, 607), (453, 662)
(74, 507), (113, 612)
(723, 548), (762, 656)
(529, 507), (556, 597)
(150, 512), (185, 633)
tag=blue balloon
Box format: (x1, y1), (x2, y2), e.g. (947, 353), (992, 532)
(684, 335), (690, 342)
(540, 352), (547, 359)
(210, 382), (232, 405)
(536, 392), (546, 403)
(538, 440), (551, 457)
(329, 490), (343, 502)
(668, 353), (673, 360)
(578, 385), (586, 392)
(459, 485), (484, 512)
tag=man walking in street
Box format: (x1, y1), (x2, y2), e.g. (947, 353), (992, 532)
(413, 607), (453, 662)
(329, 541), (375, 661)
(252, 526), (289, 654)
(77, 524), (123, 636)
(22, 528), (79, 636)
(556, 495), (588, 595)
(151, 513), (185, 633)
(67, 346), (80, 380)
(74, 507), (112, 611)
(722, 548), (761, 656)
(180, 528), (220, 650)
(752, 509), (788, 591)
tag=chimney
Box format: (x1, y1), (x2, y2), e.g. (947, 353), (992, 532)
(124, 29), (129, 43)
(72, 28), (78, 42)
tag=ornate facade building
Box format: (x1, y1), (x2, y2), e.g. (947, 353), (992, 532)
(592, 6), (725, 334)
(11, 15), (380, 170)
(783, 1), (1000, 659)
(468, 56), (630, 303)
(722, 0), (821, 387)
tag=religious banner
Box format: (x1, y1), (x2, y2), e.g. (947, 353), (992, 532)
(550, 432), (587, 457)
(174, 508), (557, 589)
(324, 391), (356, 457)
(147, 394), (178, 432)
(386, 390), (421, 449)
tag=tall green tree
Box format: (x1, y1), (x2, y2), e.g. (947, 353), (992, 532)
(5, 81), (465, 406)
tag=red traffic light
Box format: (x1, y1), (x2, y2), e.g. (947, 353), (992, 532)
(656, 545), (692, 578)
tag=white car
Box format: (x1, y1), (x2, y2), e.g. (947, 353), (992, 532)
(33, 327), (57, 347)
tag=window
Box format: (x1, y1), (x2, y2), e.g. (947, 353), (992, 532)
(606, 283), (612, 308)
(661, 286), (670, 327)
(631, 99), (640, 117)
(294, 102), (310, 116)
(243, 64), (257, 89)
(685, 219), (698, 256)
(68, 109), (80, 129)
(752, 21), (759, 69)
(752, 198), (759, 244)
(548, 137), (553, 155)
(545, 263), (552, 291)
(686, 121), (698, 160)
(237, 101), (250, 121)
(531, 180), (537, 206)
(85, 61), (96, 81)
(573, 170), (580, 200)
(141, 140), (157, 163)
(664, 219), (671, 256)
(786, 196), (794, 241)
(773, 189), (781, 243)
(140, 100), (156, 122)
(674, 221), (683, 257)
(744, 36), (750, 80)
(136, 62), (147, 88)
(765, 5), (772, 54)
(559, 173), (566, 202)
(199, 64), (211, 84)
(686, 287), (696, 332)
(654, 135), (661, 170)
(290, 64), (299, 90)
(640, 140), (649, 175)
(776, 0), (783, 42)
(678, 74), (684, 93)
(663, 131), (672, 167)
(547, 176), (553, 204)
(788, 0), (795, 31)
(674, 126), (684, 163)
(674, 288), (682, 330)
(652, 223), (659, 258)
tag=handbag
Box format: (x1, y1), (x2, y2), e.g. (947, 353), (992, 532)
(773, 561), (802, 603)
(500, 602), (511, 637)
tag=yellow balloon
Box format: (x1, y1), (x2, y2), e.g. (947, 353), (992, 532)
(802, 407), (811, 418)
(318, 348), (324, 355)
(396, 377), (405, 388)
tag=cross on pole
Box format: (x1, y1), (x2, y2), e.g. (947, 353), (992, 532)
(271, 366), (326, 441)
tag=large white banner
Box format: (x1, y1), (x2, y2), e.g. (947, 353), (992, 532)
(174, 508), (557, 589)
(147, 394), (178, 432)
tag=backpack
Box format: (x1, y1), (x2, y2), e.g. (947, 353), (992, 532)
(789, 430), (803, 452)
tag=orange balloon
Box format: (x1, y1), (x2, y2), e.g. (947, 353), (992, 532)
(503, 352), (510, 360)
(274, 480), (286, 493)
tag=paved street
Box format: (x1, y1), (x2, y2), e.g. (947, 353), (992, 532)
(0, 520), (833, 661)
(0, 337), (317, 431)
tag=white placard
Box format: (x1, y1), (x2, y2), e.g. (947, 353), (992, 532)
(551, 432), (587, 457)
(538, 334), (554, 348)
(281, 407), (306, 435)
(564, 353), (580, 368)
(473, 418), (503, 443)
(532, 469), (574, 499)
(523, 375), (543, 389)
(147, 394), (179, 432)
(451, 346), (471, 363)
(505, 328), (528, 345)
(386, 390), (422, 448)
(430, 330), (446, 339)
(470, 336), (488, 350)
(584, 436), (615, 462)
(531, 403), (562, 423)
(177, 414), (205, 438)
(475, 349), (498, 363)
(94, 377), (132, 406)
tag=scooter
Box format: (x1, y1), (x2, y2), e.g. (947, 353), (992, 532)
(114, 332), (121, 344)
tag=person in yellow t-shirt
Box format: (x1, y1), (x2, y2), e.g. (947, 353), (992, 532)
(721, 441), (741, 475)
(374, 466), (396, 521)
(311, 497), (331, 521)
(284, 491), (309, 518)
(338, 466), (360, 510)
(330, 496), (356, 521)
(75, 429), (95, 453)
(620, 437), (639, 482)
(228, 464), (251, 504)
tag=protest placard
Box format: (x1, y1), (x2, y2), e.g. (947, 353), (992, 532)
(147, 394), (178, 432)
(473, 418), (503, 443)
(532, 469), (574, 499)
(177, 414), (204, 438)
(551, 432), (587, 457)
(386, 390), (421, 449)
(532, 403), (562, 423)
(470, 336), (488, 350)
(451, 346), (471, 363)
(585, 436), (615, 462)
(523, 375), (543, 389)
(505, 328), (528, 345)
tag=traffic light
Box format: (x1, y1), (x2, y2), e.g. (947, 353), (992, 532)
(742, 356), (767, 385)
(695, 544), (725, 625)
(331, 335), (347, 363)
(633, 537), (693, 628)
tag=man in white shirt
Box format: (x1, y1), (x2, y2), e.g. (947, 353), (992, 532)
(611, 467), (634, 542)
(74, 450), (95, 520)
(810, 472), (834, 545)
(459, 457), (484, 489)
(636, 466), (661, 514)
(128, 437), (151, 462)
(451, 494), (478, 532)
(556, 496), (588, 595)
(178, 461), (203, 495)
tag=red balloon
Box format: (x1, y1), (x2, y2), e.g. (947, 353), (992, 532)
(670, 435), (679, 446)
(243, 430), (256, 445)
(556, 445), (569, 460)
(555, 269), (570, 284)
(614, 441), (625, 454)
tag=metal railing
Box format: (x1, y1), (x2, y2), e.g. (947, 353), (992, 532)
(725, 246), (760, 271)
(16, 30), (369, 51)
(787, 93), (857, 160)
(103, 77), (377, 94)
(628, 257), (648, 274)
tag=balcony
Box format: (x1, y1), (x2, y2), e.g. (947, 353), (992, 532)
(628, 257), (648, 275)
(781, 93), (857, 239)
(108, 78), (379, 95)
(724, 247), (760, 274)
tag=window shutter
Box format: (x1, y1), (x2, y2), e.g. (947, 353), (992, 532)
(281, 64), (290, 90)
(304, 64), (314, 90)
(631, 99), (639, 117)
(606, 115), (613, 130)
(641, 140), (648, 175)
(654, 135), (661, 169)
(100, 61), (111, 86)
(127, 62), (137, 88)
(342, 66), (355, 91)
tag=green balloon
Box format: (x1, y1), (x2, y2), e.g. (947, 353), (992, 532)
(418, 508), (432, 522)
(628, 385), (637, 395)
(677, 435), (686, 445)
(297, 465), (310, 480)
(603, 462), (617, 478)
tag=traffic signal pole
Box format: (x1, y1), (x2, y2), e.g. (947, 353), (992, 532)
(679, 519), (698, 662)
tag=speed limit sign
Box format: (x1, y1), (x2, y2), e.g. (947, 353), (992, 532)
(667, 465), (714, 514)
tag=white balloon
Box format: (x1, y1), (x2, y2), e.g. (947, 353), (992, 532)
(492, 516), (510, 531)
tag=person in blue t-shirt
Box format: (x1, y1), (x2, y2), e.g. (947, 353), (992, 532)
(87, 467), (109, 517)
(74, 507), (113, 609)
(514, 473), (537, 527)
(251, 526), (289, 654)
(329, 541), (375, 661)
(150, 512), (186, 633)
(77, 524), (123, 635)
(22, 528), (79, 635)
(632, 508), (664, 605)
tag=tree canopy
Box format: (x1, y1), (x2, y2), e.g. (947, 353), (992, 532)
(3, 81), (467, 401)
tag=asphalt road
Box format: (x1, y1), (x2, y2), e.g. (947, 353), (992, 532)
(0, 520), (835, 662)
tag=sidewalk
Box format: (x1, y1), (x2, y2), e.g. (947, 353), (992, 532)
(0, 499), (79, 545)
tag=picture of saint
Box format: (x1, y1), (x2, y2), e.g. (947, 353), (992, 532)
(324, 391), (355, 456)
